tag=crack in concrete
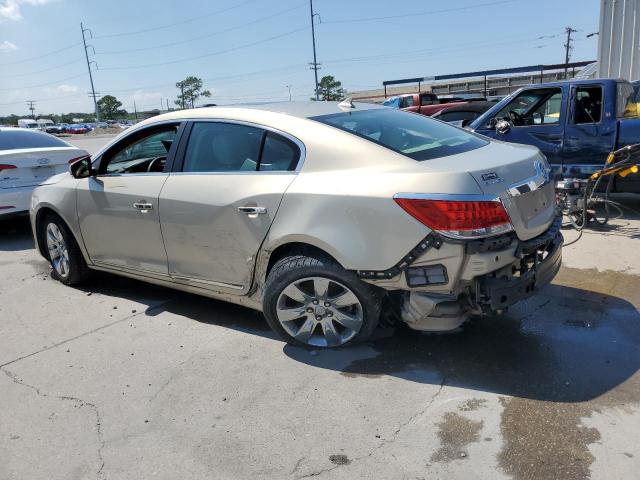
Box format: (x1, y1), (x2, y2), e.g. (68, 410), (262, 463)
(296, 378), (447, 479)
(0, 300), (170, 368)
(1, 366), (106, 479)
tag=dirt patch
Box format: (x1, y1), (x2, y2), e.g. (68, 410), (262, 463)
(458, 398), (487, 412)
(329, 454), (351, 465)
(431, 412), (483, 463)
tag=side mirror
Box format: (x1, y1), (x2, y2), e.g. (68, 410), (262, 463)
(495, 119), (511, 135)
(70, 156), (95, 179)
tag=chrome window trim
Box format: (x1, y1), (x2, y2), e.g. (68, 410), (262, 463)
(180, 117), (307, 173)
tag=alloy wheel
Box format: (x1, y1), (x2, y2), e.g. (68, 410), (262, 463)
(275, 276), (364, 347)
(46, 222), (70, 278)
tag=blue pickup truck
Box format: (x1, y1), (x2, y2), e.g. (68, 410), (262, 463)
(469, 78), (640, 193)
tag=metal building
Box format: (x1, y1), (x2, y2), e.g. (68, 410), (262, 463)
(597, 0), (640, 80)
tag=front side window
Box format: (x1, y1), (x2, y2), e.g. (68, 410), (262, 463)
(0, 130), (71, 150)
(493, 88), (562, 126)
(574, 86), (603, 124)
(400, 96), (414, 108)
(102, 126), (178, 174)
(312, 108), (488, 161)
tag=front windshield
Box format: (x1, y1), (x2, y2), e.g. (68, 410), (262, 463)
(312, 108), (488, 161)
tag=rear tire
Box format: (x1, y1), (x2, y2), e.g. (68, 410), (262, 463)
(41, 214), (89, 285)
(263, 253), (381, 348)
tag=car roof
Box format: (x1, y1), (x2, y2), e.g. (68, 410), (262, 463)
(186, 101), (385, 119)
(0, 127), (43, 133)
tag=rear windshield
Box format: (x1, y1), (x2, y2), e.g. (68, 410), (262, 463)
(312, 108), (488, 161)
(0, 130), (71, 150)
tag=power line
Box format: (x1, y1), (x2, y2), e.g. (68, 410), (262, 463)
(0, 42), (81, 66)
(0, 93), (85, 107)
(0, 59), (84, 79)
(100, 26), (308, 71)
(321, 0), (523, 24)
(93, 0), (257, 39)
(96, 3), (306, 55)
(0, 72), (86, 92)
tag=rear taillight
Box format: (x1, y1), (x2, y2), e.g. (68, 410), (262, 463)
(0, 164), (17, 171)
(68, 155), (89, 164)
(394, 197), (512, 238)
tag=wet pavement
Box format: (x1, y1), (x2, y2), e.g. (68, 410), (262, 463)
(1, 210), (639, 479)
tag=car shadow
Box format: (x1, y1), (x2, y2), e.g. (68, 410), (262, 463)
(0, 216), (34, 252)
(283, 282), (640, 403)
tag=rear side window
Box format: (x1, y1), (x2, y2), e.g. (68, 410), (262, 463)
(0, 130), (71, 150)
(183, 122), (263, 172)
(574, 86), (603, 124)
(312, 108), (488, 161)
(420, 94), (437, 106)
(182, 122), (299, 173)
(618, 81), (638, 118)
(259, 133), (300, 171)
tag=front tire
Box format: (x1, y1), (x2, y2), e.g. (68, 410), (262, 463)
(263, 253), (381, 348)
(41, 214), (89, 285)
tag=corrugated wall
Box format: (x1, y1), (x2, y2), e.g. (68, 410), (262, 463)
(597, 0), (640, 80)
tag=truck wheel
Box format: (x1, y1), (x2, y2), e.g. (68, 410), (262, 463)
(263, 253), (381, 348)
(41, 214), (89, 285)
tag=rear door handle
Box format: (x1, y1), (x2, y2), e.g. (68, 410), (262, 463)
(237, 206), (267, 215)
(133, 202), (153, 212)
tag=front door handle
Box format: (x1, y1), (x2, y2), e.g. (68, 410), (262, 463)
(133, 202), (153, 212)
(237, 206), (267, 215)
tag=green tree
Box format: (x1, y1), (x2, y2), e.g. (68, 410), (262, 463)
(314, 75), (346, 101)
(175, 76), (212, 109)
(97, 95), (126, 120)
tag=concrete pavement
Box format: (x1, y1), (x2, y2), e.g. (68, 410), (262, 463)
(0, 133), (639, 479)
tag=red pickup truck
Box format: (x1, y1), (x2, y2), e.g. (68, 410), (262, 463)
(382, 92), (476, 116)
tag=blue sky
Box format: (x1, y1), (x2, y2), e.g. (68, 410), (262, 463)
(0, 0), (600, 116)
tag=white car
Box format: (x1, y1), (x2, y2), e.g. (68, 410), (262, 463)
(0, 128), (89, 217)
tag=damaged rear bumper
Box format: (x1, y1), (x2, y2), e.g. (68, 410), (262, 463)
(400, 217), (563, 331)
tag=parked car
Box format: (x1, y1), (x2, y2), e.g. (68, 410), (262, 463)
(431, 101), (500, 127)
(469, 78), (640, 193)
(0, 128), (88, 217)
(66, 124), (89, 134)
(383, 92), (482, 116)
(17, 119), (38, 129)
(31, 102), (561, 348)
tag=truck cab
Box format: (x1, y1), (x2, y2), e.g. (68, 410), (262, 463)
(469, 78), (640, 193)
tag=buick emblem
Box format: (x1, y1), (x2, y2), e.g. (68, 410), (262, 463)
(37, 158), (50, 165)
(481, 171), (502, 185)
(534, 160), (550, 182)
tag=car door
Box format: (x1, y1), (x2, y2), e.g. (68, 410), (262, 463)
(159, 120), (302, 293)
(474, 87), (567, 171)
(76, 122), (183, 274)
(561, 84), (617, 178)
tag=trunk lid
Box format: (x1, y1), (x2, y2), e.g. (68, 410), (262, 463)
(419, 141), (556, 241)
(0, 147), (87, 189)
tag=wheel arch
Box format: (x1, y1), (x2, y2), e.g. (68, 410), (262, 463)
(34, 205), (86, 262)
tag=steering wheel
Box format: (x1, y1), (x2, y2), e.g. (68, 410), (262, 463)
(507, 110), (525, 125)
(147, 156), (166, 172)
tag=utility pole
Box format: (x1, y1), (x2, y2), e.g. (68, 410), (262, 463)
(166, 99), (169, 111)
(26, 100), (36, 119)
(81, 22), (100, 122)
(563, 26), (577, 79)
(133, 100), (138, 121)
(286, 84), (292, 101)
(309, 0), (321, 100)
